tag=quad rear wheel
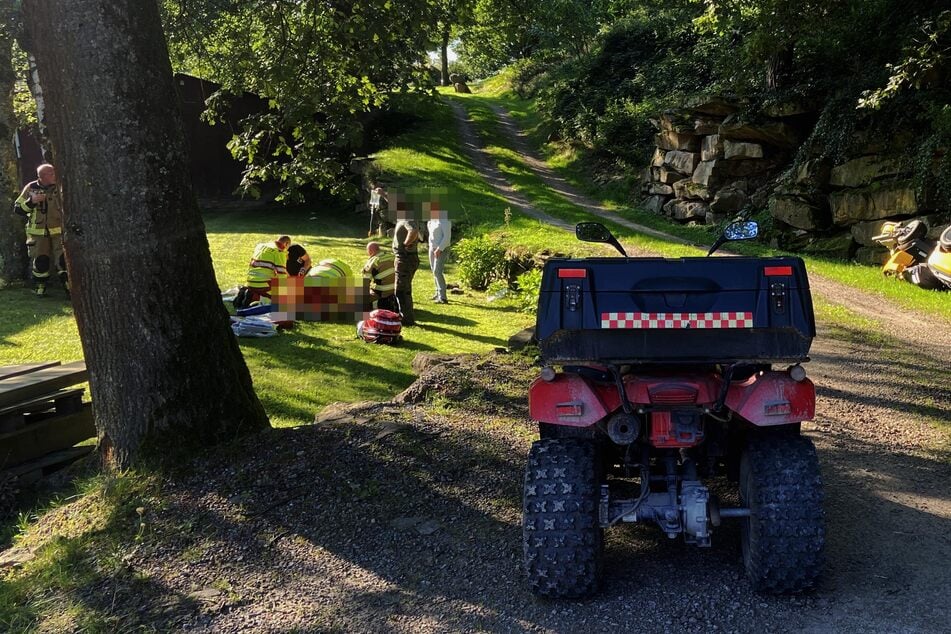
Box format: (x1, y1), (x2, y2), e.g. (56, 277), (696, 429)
(522, 438), (603, 598)
(740, 430), (825, 593)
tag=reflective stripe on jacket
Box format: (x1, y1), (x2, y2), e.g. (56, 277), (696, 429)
(15, 181), (63, 236)
(363, 252), (396, 295)
(247, 242), (288, 288)
(307, 258), (353, 281)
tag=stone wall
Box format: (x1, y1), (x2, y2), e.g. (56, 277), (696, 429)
(640, 96), (800, 226)
(771, 153), (947, 263)
(640, 96), (950, 263)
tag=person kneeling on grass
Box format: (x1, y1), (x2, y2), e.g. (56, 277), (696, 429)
(234, 235), (291, 309)
(362, 242), (398, 312)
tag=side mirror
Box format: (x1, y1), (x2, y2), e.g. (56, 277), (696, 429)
(707, 220), (760, 256)
(575, 222), (627, 257)
(576, 222), (614, 243)
(723, 221), (759, 241)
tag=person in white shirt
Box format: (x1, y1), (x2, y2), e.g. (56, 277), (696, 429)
(367, 181), (388, 237)
(427, 207), (451, 304)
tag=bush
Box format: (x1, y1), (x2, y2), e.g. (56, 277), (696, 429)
(514, 268), (543, 314)
(454, 236), (508, 290)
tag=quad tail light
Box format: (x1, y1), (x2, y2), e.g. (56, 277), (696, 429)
(764, 266), (793, 276)
(556, 402), (584, 417)
(764, 401), (792, 416)
(557, 268), (587, 278)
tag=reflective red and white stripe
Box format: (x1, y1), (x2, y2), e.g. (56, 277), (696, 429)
(601, 312), (754, 329)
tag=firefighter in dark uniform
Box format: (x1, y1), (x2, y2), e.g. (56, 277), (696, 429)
(362, 241), (397, 312)
(14, 163), (67, 297)
(392, 219), (420, 326)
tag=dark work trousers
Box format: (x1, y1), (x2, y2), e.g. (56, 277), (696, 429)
(395, 253), (419, 325)
(376, 294), (399, 313)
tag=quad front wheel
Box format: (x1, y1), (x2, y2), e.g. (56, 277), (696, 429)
(740, 431), (825, 593)
(522, 438), (603, 598)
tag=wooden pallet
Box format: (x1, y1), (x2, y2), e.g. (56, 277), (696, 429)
(0, 361), (95, 479)
(0, 361), (88, 409)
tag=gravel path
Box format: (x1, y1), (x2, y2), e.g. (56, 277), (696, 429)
(86, 348), (950, 633)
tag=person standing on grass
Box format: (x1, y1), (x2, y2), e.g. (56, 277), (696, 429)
(13, 163), (67, 297)
(392, 217), (420, 326)
(368, 181), (388, 237)
(427, 205), (451, 304)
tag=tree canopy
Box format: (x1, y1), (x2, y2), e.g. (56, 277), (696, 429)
(162, 0), (445, 200)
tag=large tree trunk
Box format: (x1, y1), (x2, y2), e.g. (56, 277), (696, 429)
(23, 0), (270, 469)
(440, 27), (451, 87)
(0, 5), (26, 286)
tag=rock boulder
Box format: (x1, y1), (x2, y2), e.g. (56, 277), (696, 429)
(642, 195), (670, 215)
(792, 159), (831, 188)
(828, 156), (908, 188)
(693, 116), (722, 135)
(849, 219), (891, 247)
(701, 135), (723, 161)
(853, 246), (891, 266)
(663, 151), (700, 175)
(828, 184), (917, 225)
(648, 182), (674, 196)
(723, 140), (764, 160)
(674, 178), (712, 201)
(664, 199), (709, 222)
(656, 131), (700, 152)
(684, 95), (741, 116)
(692, 159), (772, 188)
(710, 187), (749, 214)
(718, 119), (799, 148)
(657, 167), (687, 185)
(770, 196), (831, 231)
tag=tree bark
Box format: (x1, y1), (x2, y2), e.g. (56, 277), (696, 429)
(23, 0), (270, 469)
(0, 4), (26, 286)
(766, 44), (795, 91)
(440, 27), (450, 86)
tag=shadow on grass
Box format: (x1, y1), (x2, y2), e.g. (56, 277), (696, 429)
(0, 472), (202, 632)
(0, 288), (75, 349)
(419, 323), (507, 347)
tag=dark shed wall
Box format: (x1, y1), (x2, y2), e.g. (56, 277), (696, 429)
(15, 73), (265, 196)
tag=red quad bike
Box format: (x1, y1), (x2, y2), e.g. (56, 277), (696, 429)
(523, 221), (824, 598)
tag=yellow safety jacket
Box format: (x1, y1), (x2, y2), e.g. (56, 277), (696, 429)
(247, 242), (288, 289)
(306, 258), (353, 282)
(15, 181), (63, 237)
(363, 252), (396, 296)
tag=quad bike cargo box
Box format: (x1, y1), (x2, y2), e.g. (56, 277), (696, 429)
(536, 256), (815, 364)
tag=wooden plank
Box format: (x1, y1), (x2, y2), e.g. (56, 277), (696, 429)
(6, 446), (95, 479)
(0, 413), (25, 434)
(0, 403), (95, 467)
(0, 388), (86, 418)
(0, 362), (61, 382)
(0, 361), (88, 410)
